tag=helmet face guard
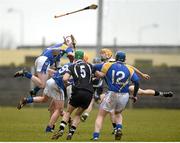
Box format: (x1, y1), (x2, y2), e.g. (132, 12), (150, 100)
(63, 35), (76, 49)
(100, 48), (112, 61)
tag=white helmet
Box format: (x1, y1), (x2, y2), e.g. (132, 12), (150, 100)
(63, 35), (76, 48)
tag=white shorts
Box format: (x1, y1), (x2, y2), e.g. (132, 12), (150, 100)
(100, 91), (129, 112)
(43, 78), (65, 101)
(66, 85), (72, 99)
(35, 56), (50, 73)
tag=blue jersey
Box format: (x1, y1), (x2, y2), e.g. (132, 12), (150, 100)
(52, 63), (72, 90)
(41, 43), (73, 66)
(94, 61), (139, 93)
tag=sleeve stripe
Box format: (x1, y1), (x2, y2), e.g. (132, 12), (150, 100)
(126, 65), (134, 78)
(60, 44), (68, 50)
(101, 62), (114, 74)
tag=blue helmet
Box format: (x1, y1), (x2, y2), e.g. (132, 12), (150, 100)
(115, 51), (126, 62)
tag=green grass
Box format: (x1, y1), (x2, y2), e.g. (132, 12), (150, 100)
(0, 107), (180, 141)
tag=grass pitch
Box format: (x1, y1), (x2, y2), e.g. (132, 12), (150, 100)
(0, 107), (179, 141)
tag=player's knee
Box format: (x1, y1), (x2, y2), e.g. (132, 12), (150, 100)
(42, 98), (48, 103)
(115, 110), (122, 114)
(39, 82), (46, 88)
(60, 110), (64, 116)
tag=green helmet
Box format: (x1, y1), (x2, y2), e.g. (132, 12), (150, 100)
(75, 50), (84, 60)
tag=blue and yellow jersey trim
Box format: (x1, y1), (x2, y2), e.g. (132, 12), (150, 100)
(101, 62), (114, 74)
(101, 62), (135, 79)
(126, 64), (135, 78)
(59, 44), (68, 51)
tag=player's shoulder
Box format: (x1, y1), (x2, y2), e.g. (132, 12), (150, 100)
(86, 62), (93, 67)
(63, 62), (72, 68)
(100, 61), (115, 74)
(49, 43), (62, 48)
(59, 43), (69, 50)
(123, 64), (135, 75)
(124, 64), (134, 70)
(50, 43), (69, 50)
(93, 62), (104, 69)
(67, 62), (73, 66)
(125, 64), (133, 69)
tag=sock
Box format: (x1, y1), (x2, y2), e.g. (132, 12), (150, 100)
(154, 90), (160, 96)
(116, 124), (122, 130)
(59, 121), (67, 131)
(52, 124), (55, 130)
(93, 132), (99, 139)
(32, 86), (41, 95)
(24, 72), (32, 79)
(69, 125), (76, 135)
(84, 112), (89, 117)
(68, 117), (72, 124)
(112, 123), (116, 129)
(26, 96), (33, 103)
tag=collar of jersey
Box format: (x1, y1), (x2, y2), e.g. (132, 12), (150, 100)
(75, 59), (84, 63)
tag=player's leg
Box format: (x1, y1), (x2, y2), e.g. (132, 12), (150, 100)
(48, 100), (55, 118)
(92, 108), (108, 140)
(31, 72), (49, 88)
(129, 85), (173, 97)
(80, 98), (94, 122)
(129, 85), (155, 96)
(99, 93), (105, 103)
(64, 85), (73, 129)
(46, 99), (64, 132)
(14, 56), (50, 90)
(46, 100), (56, 132)
(67, 90), (93, 140)
(81, 90), (104, 122)
(17, 94), (49, 110)
(109, 110), (116, 134)
(29, 86), (41, 96)
(94, 86), (103, 103)
(18, 77), (53, 109)
(92, 91), (115, 140)
(44, 78), (65, 132)
(114, 92), (129, 140)
(114, 112), (123, 140)
(67, 107), (84, 140)
(52, 104), (76, 139)
(14, 70), (49, 89)
(26, 78), (52, 103)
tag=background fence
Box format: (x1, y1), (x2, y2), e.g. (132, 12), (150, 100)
(0, 65), (179, 108)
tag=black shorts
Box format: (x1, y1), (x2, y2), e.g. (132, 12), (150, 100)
(69, 89), (93, 109)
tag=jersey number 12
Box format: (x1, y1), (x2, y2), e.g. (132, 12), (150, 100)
(112, 70), (125, 84)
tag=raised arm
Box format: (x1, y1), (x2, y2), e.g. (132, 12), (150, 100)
(127, 64), (150, 80)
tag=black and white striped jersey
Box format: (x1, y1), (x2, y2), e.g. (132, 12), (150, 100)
(66, 60), (94, 93)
